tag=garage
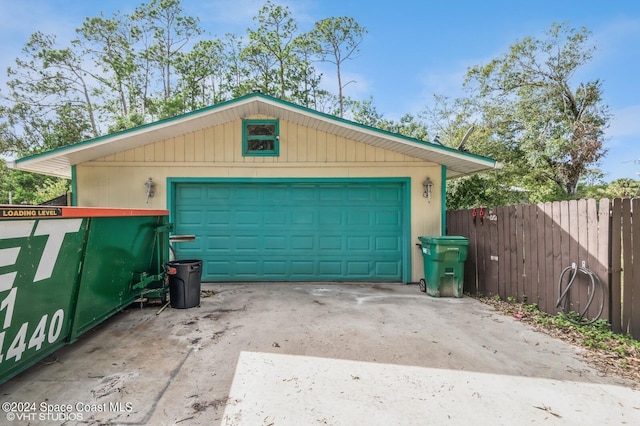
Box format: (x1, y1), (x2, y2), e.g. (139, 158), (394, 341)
(12, 93), (501, 283)
(171, 179), (410, 282)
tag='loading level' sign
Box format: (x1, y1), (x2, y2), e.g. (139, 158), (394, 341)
(0, 208), (62, 219)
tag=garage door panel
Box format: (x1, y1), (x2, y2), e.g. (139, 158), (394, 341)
(236, 260), (260, 276)
(376, 210), (401, 225)
(319, 187), (343, 201)
(346, 187), (371, 201)
(235, 186), (260, 200)
(319, 236), (343, 250)
(291, 186), (316, 201)
(291, 209), (316, 226)
(376, 186), (402, 201)
(263, 261), (287, 276)
(178, 210), (204, 225)
(178, 247), (204, 259)
(319, 209), (344, 225)
(235, 235), (259, 251)
(264, 212), (287, 226)
(347, 261), (370, 275)
(207, 210), (231, 225)
(206, 186), (230, 200)
(208, 236), (232, 252)
(268, 186), (288, 201)
(291, 235), (315, 250)
(376, 262), (401, 276)
(236, 211), (260, 225)
(179, 186), (204, 199)
(174, 181), (405, 282)
(376, 236), (400, 251)
(291, 261), (315, 275)
(208, 260), (229, 274)
(347, 236), (370, 250)
(346, 210), (372, 226)
(318, 261), (342, 275)
(264, 236), (287, 250)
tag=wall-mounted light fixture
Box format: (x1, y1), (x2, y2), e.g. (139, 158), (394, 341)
(145, 177), (156, 203)
(423, 177), (433, 201)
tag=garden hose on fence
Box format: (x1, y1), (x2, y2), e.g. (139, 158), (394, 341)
(555, 263), (605, 326)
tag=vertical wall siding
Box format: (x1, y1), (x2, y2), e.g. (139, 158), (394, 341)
(92, 116), (421, 164)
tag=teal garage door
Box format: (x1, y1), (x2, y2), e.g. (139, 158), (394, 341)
(173, 180), (407, 282)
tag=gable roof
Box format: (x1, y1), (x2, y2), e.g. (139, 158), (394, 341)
(11, 93), (501, 179)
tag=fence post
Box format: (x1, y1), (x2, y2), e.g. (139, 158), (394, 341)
(621, 199), (632, 334)
(630, 199), (640, 338)
(594, 199), (610, 324)
(610, 198), (622, 333)
(541, 202), (555, 313)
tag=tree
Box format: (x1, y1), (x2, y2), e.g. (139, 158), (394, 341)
(76, 12), (145, 123)
(310, 17), (366, 118)
(173, 39), (226, 108)
(244, 0), (315, 102)
(0, 159), (69, 205)
(287, 32), (323, 108)
(133, 0), (202, 117)
(343, 97), (383, 126)
(420, 95), (535, 208)
(605, 178), (640, 198)
(2, 31), (100, 149)
(465, 23), (609, 197)
(220, 33), (254, 99)
(344, 97), (430, 141)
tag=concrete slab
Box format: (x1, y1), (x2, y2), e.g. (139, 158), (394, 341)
(1, 283), (638, 425)
(222, 351), (640, 425)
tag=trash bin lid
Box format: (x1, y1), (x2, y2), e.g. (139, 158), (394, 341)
(418, 235), (469, 246)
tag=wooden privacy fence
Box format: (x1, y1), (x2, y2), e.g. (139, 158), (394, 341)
(446, 198), (640, 339)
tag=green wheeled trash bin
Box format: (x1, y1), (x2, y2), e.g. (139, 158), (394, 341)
(166, 259), (202, 308)
(418, 236), (469, 297)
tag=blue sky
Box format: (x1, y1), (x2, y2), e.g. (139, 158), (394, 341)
(1, 0), (639, 182)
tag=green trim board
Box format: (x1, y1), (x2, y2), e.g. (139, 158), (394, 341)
(168, 177), (411, 283)
(242, 119), (279, 156)
(71, 165), (77, 206)
(441, 165), (447, 235)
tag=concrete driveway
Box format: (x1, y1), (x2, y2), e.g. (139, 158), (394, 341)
(1, 283), (638, 425)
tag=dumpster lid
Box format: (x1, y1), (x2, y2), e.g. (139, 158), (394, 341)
(418, 235), (469, 245)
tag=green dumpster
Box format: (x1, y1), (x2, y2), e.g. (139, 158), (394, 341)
(0, 205), (171, 384)
(418, 236), (469, 297)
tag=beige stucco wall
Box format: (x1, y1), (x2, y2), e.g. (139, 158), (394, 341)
(75, 115), (444, 282)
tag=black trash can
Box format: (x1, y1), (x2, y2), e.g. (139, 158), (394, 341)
(166, 259), (202, 309)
